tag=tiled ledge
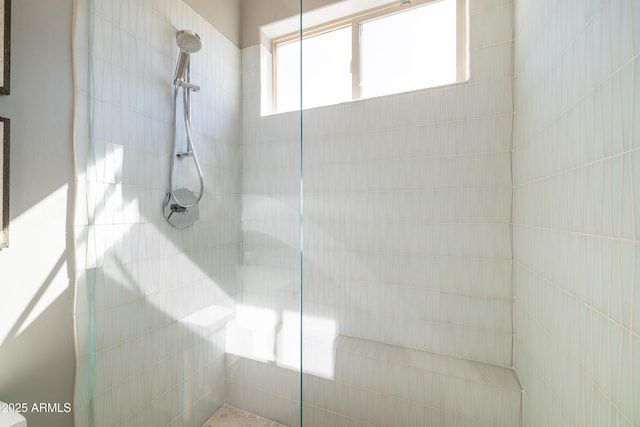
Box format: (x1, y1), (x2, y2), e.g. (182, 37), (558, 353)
(226, 335), (523, 427)
(334, 335), (522, 392)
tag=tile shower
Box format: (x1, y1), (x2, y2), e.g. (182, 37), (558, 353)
(71, 1), (639, 427)
(73, 0), (242, 425)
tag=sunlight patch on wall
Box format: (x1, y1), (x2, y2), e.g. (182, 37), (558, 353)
(279, 311), (337, 379)
(226, 304), (337, 379)
(1, 185), (70, 341)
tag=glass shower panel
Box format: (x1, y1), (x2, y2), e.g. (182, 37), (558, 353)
(228, 2), (304, 427)
(299, 0), (522, 426)
(72, 0), (302, 426)
(72, 0), (522, 425)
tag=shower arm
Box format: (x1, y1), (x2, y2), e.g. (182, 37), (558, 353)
(176, 78), (199, 158)
(176, 80), (200, 92)
(176, 65), (200, 157)
(182, 83), (203, 167)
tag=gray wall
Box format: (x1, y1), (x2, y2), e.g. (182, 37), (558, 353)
(184, 0), (241, 46)
(240, 0), (339, 47)
(0, 0), (75, 426)
(184, 0), (343, 48)
(182, 1), (346, 48)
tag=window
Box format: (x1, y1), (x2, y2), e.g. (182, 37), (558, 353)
(273, 0), (467, 113)
(276, 26), (352, 112)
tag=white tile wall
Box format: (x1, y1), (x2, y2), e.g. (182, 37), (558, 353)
(243, 0), (515, 367)
(240, 0), (517, 424)
(514, 0), (639, 426)
(73, 0), (241, 426)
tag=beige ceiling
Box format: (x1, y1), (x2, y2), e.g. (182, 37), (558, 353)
(183, 0), (342, 48)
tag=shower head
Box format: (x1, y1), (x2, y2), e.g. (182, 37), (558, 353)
(174, 30), (202, 83)
(177, 30), (202, 53)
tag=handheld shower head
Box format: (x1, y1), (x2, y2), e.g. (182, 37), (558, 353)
(174, 30), (202, 83)
(177, 30), (202, 53)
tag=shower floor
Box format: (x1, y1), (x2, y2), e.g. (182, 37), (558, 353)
(202, 405), (287, 427)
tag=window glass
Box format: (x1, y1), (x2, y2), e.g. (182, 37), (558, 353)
(359, 0), (457, 98)
(276, 26), (352, 112)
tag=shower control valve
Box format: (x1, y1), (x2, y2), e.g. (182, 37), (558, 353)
(169, 204), (188, 213)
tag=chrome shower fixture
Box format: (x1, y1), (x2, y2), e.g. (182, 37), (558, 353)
(165, 29), (204, 228)
(174, 30), (202, 83)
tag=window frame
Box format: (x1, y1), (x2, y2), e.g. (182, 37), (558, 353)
(272, 0), (467, 112)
